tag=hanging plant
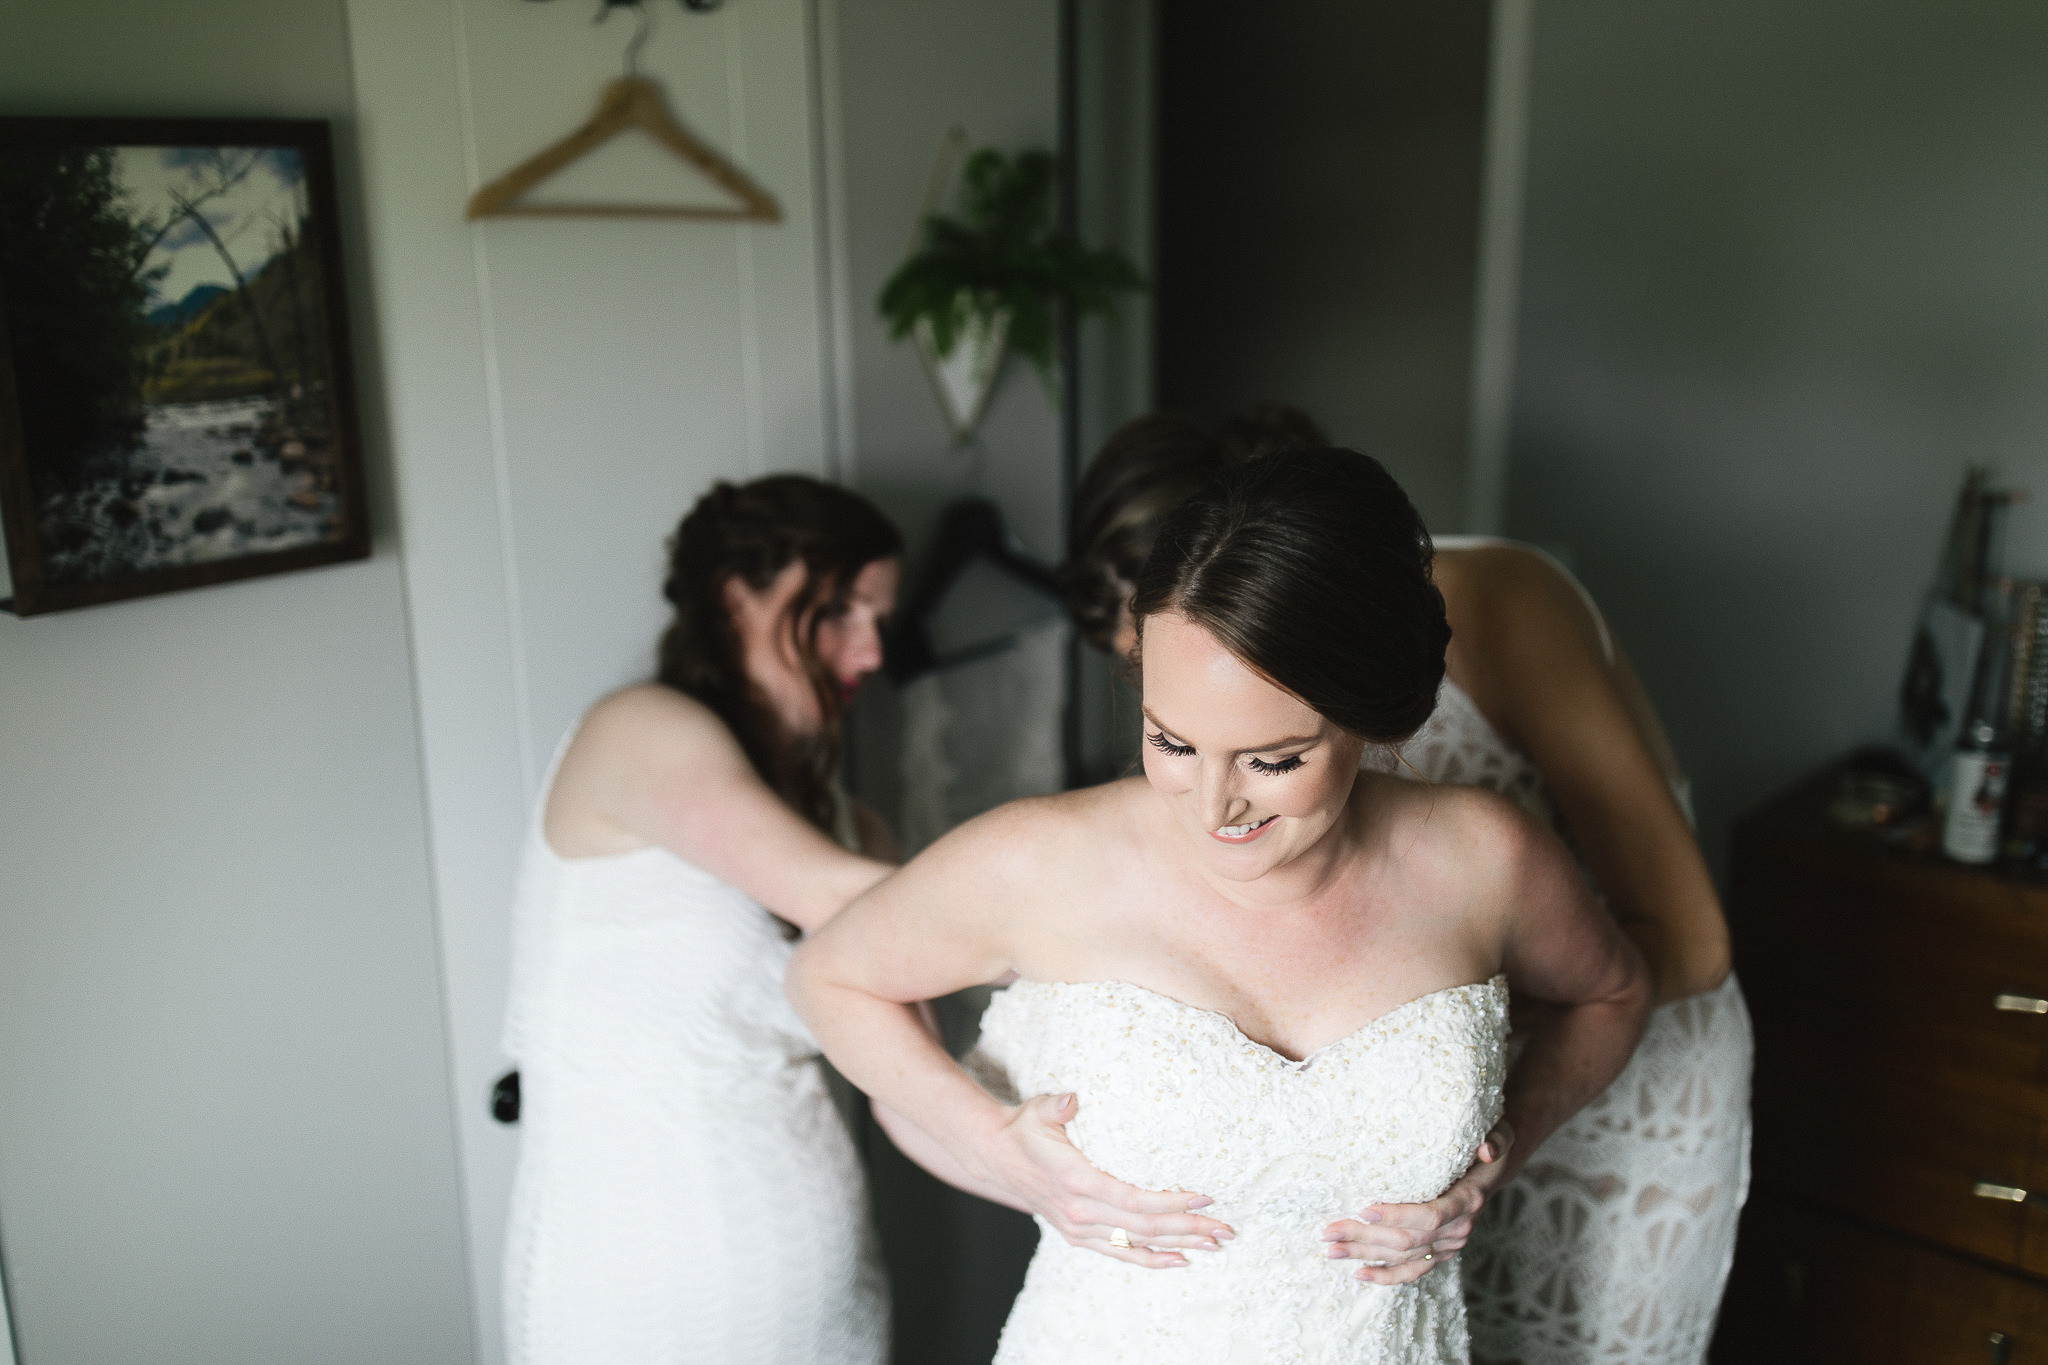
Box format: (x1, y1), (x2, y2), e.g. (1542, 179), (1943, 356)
(878, 147), (1146, 428)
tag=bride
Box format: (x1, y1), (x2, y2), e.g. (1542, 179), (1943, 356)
(790, 449), (1651, 1362)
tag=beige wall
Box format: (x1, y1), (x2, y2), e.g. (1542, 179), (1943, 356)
(0, 2), (474, 1362)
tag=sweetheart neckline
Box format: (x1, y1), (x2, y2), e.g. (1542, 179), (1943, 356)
(1001, 974), (1507, 1068)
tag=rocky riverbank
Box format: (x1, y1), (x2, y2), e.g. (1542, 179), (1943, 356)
(35, 395), (343, 587)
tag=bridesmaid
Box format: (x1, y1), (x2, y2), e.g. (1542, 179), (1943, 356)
(1052, 407), (1754, 1364)
(501, 474), (902, 1365)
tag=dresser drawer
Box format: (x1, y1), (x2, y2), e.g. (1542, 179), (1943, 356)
(1752, 1032), (2036, 1266)
(1715, 1191), (2048, 1363)
(1733, 872), (2048, 1095)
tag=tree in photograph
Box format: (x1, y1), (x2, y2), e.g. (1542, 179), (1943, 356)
(0, 147), (162, 493)
(145, 150), (285, 398)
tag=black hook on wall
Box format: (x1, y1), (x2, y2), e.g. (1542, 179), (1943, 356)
(520, 0), (726, 76)
(521, 0), (726, 12)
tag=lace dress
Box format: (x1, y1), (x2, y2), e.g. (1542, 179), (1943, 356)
(1361, 679), (1754, 1364)
(499, 733), (887, 1365)
(972, 977), (1508, 1365)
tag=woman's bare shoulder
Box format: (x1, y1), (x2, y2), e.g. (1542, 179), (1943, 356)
(1359, 772), (1544, 889)
(560, 683), (748, 786)
(579, 683), (729, 747)
(918, 777), (1147, 878)
(954, 775), (1143, 838)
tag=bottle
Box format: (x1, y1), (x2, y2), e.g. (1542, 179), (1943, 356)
(1944, 720), (2011, 864)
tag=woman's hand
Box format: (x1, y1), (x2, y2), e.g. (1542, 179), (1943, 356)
(1320, 1121), (1515, 1284)
(980, 1092), (1235, 1269)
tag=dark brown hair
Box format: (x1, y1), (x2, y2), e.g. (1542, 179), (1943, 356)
(1132, 448), (1448, 743)
(655, 475), (901, 831)
(1213, 402), (1330, 464)
(1061, 405), (1327, 652)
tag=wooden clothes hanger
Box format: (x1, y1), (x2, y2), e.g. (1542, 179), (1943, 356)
(465, 1), (780, 222)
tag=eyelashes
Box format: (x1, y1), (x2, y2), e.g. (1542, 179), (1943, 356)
(1146, 730), (1194, 758)
(1145, 730), (1306, 775)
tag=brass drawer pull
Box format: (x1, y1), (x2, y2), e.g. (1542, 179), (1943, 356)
(1989, 1330), (2012, 1365)
(1975, 1180), (2040, 1205)
(1995, 994), (2048, 1014)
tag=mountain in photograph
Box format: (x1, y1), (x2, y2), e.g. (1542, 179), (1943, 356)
(146, 222), (331, 408)
(146, 283), (229, 331)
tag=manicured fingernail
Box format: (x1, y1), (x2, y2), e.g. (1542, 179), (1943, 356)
(1326, 1244), (1344, 1259)
(1168, 1255), (1188, 1267)
(1188, 1196), (1213, 1208)
(1200, 1238), (1219, 1251)
(1215, 1227), (1234, 1240)
(1358, 1212), (1382, 1224)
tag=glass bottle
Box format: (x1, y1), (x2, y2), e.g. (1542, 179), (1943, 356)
(1944, 720), (2011, 864)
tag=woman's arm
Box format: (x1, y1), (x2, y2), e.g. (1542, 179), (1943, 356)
(546, 685), (889, 932)
(870, 1102), (1028, 1212)
(788, 798), (1233, 1268)
(1325, 795), (1652, 1283)
(1456, 546), (1731, 1005)
(1488, 801), (1655, 1169)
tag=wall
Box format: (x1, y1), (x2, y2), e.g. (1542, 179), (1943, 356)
(1152, 1), (1495, 532)
(0, 2), (475, 1362)
(342, 1), (834, 1359)
(824, 0), (1063, 564)
(1503, 0), (2048, 875)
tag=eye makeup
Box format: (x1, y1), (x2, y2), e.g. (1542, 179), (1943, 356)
(1146, 729), (1309, 775)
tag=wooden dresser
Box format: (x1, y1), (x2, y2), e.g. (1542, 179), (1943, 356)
(1714, 771), (2048, 1362)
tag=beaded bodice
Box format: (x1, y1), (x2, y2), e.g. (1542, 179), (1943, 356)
(975, 976), (1508, 1364)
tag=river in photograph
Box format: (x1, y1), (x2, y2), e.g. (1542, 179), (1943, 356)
(37, 395), (342, 586)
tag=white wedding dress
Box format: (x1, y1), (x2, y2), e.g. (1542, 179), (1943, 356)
(971, 976), (1509, 1365)
(499, 733), (887, 1365)
(1361, 670), (1754, 1364)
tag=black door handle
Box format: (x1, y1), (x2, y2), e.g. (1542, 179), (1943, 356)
(491, 1069), (521, 1124)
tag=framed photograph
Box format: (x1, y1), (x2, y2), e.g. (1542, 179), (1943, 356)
(0, 117), (369, 616)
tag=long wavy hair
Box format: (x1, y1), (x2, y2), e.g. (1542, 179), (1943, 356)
(655, 475), (902, 831)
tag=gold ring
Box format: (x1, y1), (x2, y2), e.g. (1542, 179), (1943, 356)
(1109, 1228), (1133, 1250)
(1423, 1252), (1435, 1261)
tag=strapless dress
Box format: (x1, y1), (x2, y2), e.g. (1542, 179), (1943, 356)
(970, 976), (1508, 1365)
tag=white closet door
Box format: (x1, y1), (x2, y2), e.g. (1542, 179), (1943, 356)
(343, 3), (835, 1361)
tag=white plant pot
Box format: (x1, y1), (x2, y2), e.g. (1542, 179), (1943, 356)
(914, 305), (1010, 441)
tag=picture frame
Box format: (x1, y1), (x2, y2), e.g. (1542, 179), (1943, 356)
(0, 117), (370, 617)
